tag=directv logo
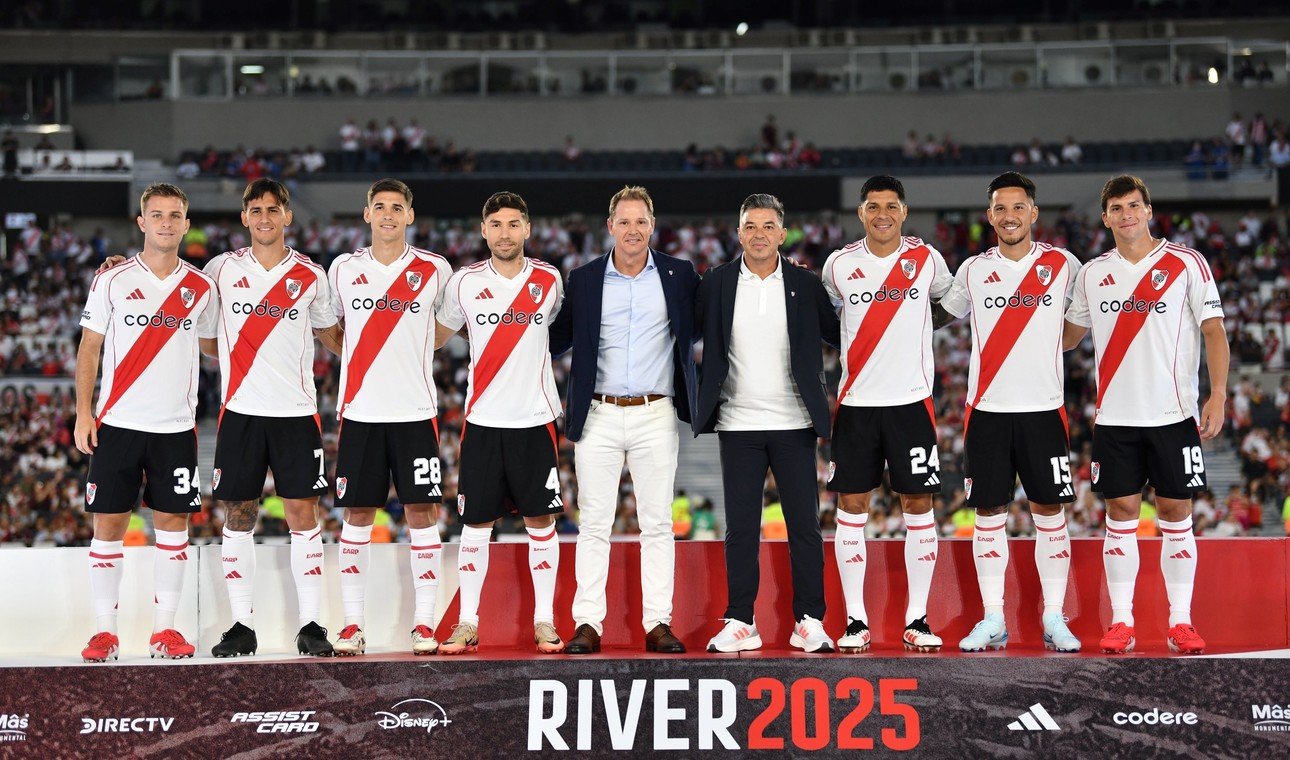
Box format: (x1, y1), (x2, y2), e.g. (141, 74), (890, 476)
(1008, 703), (1060, 731)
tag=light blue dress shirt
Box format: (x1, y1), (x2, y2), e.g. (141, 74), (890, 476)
(595, 251), (674, 397)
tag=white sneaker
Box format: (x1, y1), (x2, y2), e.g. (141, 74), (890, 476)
(902, 616), (943, 652)
(333, 624), (366, 656)
(837, 617), (871, 653)
(706, 619), (762, 653)
(1042, 612), (1081, 652)
(411, 624), (439, 655)
(958, 613), (1008, 652)
(789, 615), (835, 653)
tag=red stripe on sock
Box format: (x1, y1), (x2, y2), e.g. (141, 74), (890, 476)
(836, 516), (867, 528)
(1158, 526), (1192, 534)
(973, 522), (1005, 531)
(340, 538), (371, 545)
(411, 543), (442, 550)
(1035, 522), (1068, 532)
(155, 542), (188, 551)
(906, 522), (936, 530)
(89, 552), (124, 560)
(529, 528), (557, 541)
(1105, 526), (1136, 535)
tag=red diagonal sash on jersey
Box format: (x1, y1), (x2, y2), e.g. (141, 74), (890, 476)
(464, 266), (557, 416)
(223, 262), (318, 406)
(836, 246), (930, 405)
(1095, 252), (1188, 411)
(341, 258), (437, 414)
(96, 270), (210, 424)
(969, 251), (1068, 409)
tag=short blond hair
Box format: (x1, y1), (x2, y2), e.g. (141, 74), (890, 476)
(139, 183), (189, 216)
(608, 185), (654, 219)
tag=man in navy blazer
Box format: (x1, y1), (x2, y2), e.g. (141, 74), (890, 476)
(549, 185), (698, 654)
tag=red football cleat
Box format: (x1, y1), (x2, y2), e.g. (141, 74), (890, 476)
(82, 632), (120, 663)
(1099, 622), (1136, 654)
(1167, 624), (1206, 655)
(149, 629), (196, 659)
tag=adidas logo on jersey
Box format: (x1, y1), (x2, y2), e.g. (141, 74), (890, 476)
(125, 288), (146, 301)
(427, 485), (442, 498)
(233, 277), (251, 288)
(189, 495), (201, 508)
(313, 476), (328, 490)
(476, 288), (495, 300)
(1168, 549), (1193, 560)
(846, 267), (865, 280)
(1098, 274), (1116, 287)
(984, 271), (1002, 284)
(1186, 474), (1204, 488)
(548, 494), (564, 511)
(924, 473), (941, 486)
(351, 274), (369, 286)
(1058, 484), (1074, 498)
(532, 561), (553, 571)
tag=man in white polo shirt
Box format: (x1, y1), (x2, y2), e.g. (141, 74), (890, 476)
(694, 194), (841, 654)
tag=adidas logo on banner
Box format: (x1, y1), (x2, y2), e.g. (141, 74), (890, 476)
(1169, 549), (1193, 560)
(984, 271), (1002, 284)
(846, 268), (865, 280)
(233, 277), (251, 288)
(304, 567), (322, 576)
(1058, 484), (1074, 498)
(1186, 474), (1204, 488)
(351, 274), (369, 285)
(460, 563), (477, 573)
(1008, 703), (1060, 731)
(1098, 274), (1116, 287)
(924, 473), (940, 486)
(225, 570), (242, 579)
(977, 550), (1002, 559)
(1049, 550), (1070, 559)
(845, 554), (864, 564)
(419, 570), (436, 580)
(475, 288), (495, 299)
(918, 552), (937, 562)
(341, 565), (361, 574)
(313, 476), (328, 490)
(532, 561), (553, 571)
(1105, 547), (1126, 556)
(125, 288), (145, 300)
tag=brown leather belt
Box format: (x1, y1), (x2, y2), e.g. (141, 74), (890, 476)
(594, 393), (667, 407)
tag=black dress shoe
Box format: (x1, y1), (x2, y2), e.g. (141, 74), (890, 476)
(645, 623), (686, 653)
(212, 622), (257, 658)
(296, 621), (335, 657)
(564, 624), (601, 654)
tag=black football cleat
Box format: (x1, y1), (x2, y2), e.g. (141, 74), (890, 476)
(211, 622), (258, 658)
(297, 621), (335, 657)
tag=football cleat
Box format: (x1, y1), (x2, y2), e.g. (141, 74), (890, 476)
(82, 632), (120, 663)
(534, 622), (564, 653)
(902, 616), (943, 652)
(1099, 622), (1136, 654)
(837, 617), (872, 654)
(333, 624), (366, 656)
(1167, 623), (1206, 655)
(789, 615), (835, 653)
(439, 622), (479, 655)
(958, 613), (1008, 652)
(1041, 613), (1081, 652)
(411, 624), (439, 655)
(296, 622), (334, 657)
(149, 629), (196, 659)
(211, 622), (258, 658)
(706, 619), (762, 653)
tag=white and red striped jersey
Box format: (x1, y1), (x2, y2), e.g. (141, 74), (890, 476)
(1065, 238), (1223, 427)
(823, 236), (953, 407)
(940, 243), (1082, 413)
(80, 258), (218, 433)
(437, 257), (564, 428)
(328, 245), (451, 423)
(202, 248), (337, 417)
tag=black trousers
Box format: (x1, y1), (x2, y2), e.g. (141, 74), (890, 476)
(718, 427), (825, 623)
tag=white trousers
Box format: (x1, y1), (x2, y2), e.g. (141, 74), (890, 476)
(572, 397), (680, 633)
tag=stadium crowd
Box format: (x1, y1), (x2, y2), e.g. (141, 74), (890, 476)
(1, 204), (1287, 547)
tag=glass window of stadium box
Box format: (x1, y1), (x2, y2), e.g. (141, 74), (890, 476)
(611, 54), (671, 96)
(729, 52), (784, 95)
(1170, 38), (1230, 86)
(362, 53), (425, 97)
(1039, 42), (1115, 88)
(175, 53), (230, 99)
(115, 56), (169, 101)
(913, 47), (976, 91)
(787, 50), (851, 94)
(1231, 42), (1288, 86)
(284, 54), (363, 97)
(541, 54), (611, 95)
(423, 54), (484, 96)
(668, 53), (726, 95)
(852, 49), (915, 92)
(483, 55), (541, 95)
(232, 55), (289, 97)
(1112, 42), (1173, 87)
(977, 45), (1040, 89)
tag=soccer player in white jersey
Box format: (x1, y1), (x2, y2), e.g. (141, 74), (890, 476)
(1063, 175), (1228, 655)
(75, 183), (219, 662)
(937, 172), (1083, 653)
(433, 192), (566, 655)
(822, 175), (953, 653)
(327, 179), (453, 655)
(203, 180), (344, 657)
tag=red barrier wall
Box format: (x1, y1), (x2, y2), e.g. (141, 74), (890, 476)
(434, 537), (1289, 651)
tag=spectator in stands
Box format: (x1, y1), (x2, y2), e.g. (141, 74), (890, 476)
(1184, 141), (1207, 180)
(1010, 145), (1028, 166)
(902, 131), (920, 161)
(1257, 62), (1275, 84)
(1269, 130), (1290, 169)
(1250, 112), (1269, 166)
(798, 142), (822, 169)
(1060, 136), (1083, 164)
(176, 154), (199, 178)
(761, 115), (778, 151)
(1226, 112), (1247, 166)
(301, 145), (325, 173)
(338, 117), (361, 172)
(361, 119), (381, 171)
(403, 118), (426, 170)
(922, 133), (943, 162)
(1, 130), (17, 178)
(563, 135), (581, 167)
(1209, 137), (1230, 179)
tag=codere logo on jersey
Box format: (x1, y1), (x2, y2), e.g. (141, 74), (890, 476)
(122, 312), (194, 330)
(231, 301), (300, 320)
(848, 286), (920, 305)
(475, 308), (545, 326)
(350, 295), (422, 313)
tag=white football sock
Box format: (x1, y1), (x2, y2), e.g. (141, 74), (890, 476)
(527, 524), (559, 625)
(339, 521), (372, 628)
(290, 527), (324, 627)
(834, 513), (869, 622)
(972, 512), (1009, 618)
(152, 528), (189, 633)
(457, 525), (493, 626)
(409, 526), (443, 628)
(1103, 517), (1140, 627)
(88, 538), (124, 635)
(903, 510), (938, 624)
(1158, 516), (1197, 627)
(221, 528), (255, 628)
(1032, 511), (1071, 616)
